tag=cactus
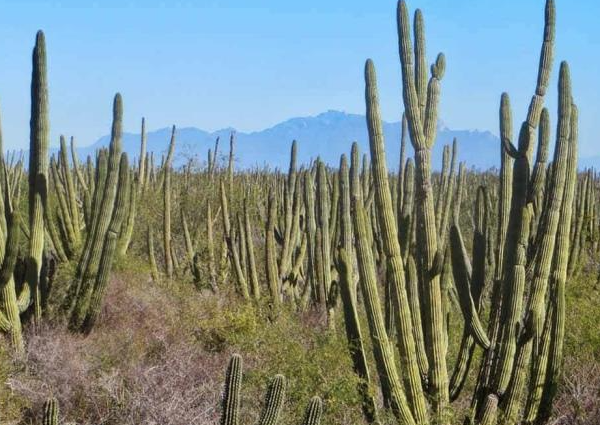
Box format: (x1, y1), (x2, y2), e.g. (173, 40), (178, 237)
(220, 354), (243, 425)
(70, 137), (92, 228)
(396, 2), (449, 415)
(227, 132), (235, 194)
(207, 202), (218, 292)
(68, 94), (124, 329)
(0, 162), (24, 351)
(243, 199), (260, 299)
(301, 397), (323, 425)
(349, 142), (415, 425)
(59, 135), (81, 245)
(364, 58), (427, 424)
(81, 153), (130, 333)
(257, 374), (286, 425)
(534, 104), (578, 425)
(163, 126), (175, 279)
(303, 170), (321, 307)
(118, 170), (137, 256)
(138, 117), (147, 193)
(42, 397), (59, 425)
(265, 187), (281, 307)
(147, 224), (159, 282)
(25, 30), (50, 323)
(220, 180), (250, 299)
(337, 154), (378, 423)
(449, 186), (490, 401)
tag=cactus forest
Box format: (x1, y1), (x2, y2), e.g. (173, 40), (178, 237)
(0, 1), (598, 424)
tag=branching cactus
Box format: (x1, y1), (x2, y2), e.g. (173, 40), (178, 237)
(81, 153), (131, 333)
(396, 2), (449, 415)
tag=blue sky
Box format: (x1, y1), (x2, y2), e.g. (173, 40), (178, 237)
(0, 0), (598, 157)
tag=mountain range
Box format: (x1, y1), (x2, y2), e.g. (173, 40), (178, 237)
(77, 110), (505, 171)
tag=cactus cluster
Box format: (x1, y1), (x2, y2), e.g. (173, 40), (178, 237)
(0, 1), (590, 424)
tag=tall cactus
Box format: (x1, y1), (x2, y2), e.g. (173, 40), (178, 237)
(163, 126), (175, 279)
(26, 30), (50, 323)
(265, 187), (280, 307)
(81, 153), (131, 333)
(396, 2), (449, 416)
(337, 154), (377, 423)
(68, 94), (123, 329)
(349, 142), (415, 425)
(364, 59), (427, 424)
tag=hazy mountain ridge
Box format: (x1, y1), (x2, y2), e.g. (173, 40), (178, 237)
(80, 110), (503, 171)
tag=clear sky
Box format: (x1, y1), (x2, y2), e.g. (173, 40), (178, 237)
(0, 0), (598, 157)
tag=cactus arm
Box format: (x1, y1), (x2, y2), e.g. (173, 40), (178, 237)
(118, 172), (137, 256)
(59, 135), (81, 244)
(448, 224), (490, 349)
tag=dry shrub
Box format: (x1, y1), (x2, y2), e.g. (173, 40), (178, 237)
(7, 272), (231, 425)
(551, 357), (600, 425)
